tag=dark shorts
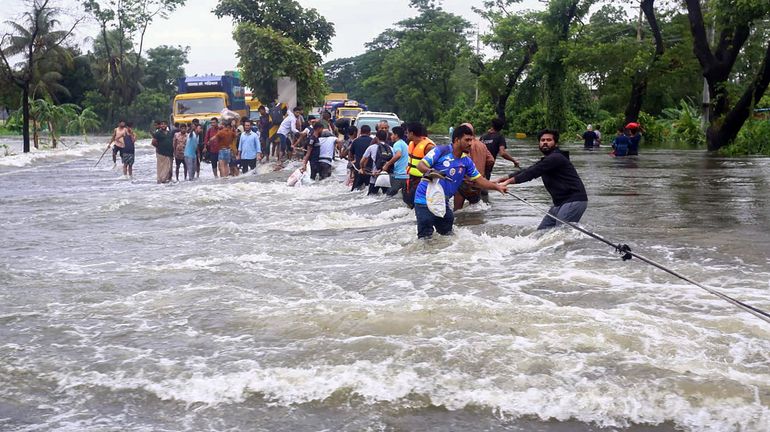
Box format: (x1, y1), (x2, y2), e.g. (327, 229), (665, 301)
(414, 203), (454, 239)
(240, 158), (257, 173)
(121, 152), (135, 166)
(175, 157), (185, 168)
(310, 162), (332, 180)
(387, 177), (407, 197)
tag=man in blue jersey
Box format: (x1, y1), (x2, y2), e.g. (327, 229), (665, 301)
(413, 125), (508, 239)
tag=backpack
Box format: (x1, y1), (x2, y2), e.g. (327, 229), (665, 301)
(270, 104), (283, 126)
(375, 143), (393, 172)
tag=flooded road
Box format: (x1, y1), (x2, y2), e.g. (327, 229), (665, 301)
(1, 137), (769, 431)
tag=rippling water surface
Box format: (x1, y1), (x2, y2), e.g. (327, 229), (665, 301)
(1, 137), (769, 432)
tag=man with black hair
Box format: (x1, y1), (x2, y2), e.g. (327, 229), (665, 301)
(359, 129), (392, 195)
(480, 118), (519, 178)
(349, 124), (373, 190)
(413, 125), (507, 239)
(382, 126), (409, 197)
(301, 123), (341, 180)
(496, 129), (588, 229)
(275, 106), (302, 163)
(404, 122), (435, 207)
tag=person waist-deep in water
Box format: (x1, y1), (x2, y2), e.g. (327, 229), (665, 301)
(413, 125), (507, 239)
(496, 129), (588, 230)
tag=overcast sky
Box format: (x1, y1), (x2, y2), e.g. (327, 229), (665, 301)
(3, 0), (555, 75)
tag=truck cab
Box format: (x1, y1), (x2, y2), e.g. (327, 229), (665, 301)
(330, 100), (368, 122)
(172, 73), (248, 125)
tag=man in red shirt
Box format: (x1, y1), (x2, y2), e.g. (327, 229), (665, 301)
(203, 117), (221, 178)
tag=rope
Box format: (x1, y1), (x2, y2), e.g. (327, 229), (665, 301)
(505, 190), (770, 325)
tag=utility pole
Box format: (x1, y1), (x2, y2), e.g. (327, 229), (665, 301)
(475, 22), (480, 104)
(702, 0), (713, 126)
(637, 2), (643, 41)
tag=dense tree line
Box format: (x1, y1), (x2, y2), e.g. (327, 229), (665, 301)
(323, 0), (770, 154)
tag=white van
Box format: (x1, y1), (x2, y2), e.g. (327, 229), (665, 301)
(353, 111), (402, 134)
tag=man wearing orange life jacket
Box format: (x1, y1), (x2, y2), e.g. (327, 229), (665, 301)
(404, 122), (435, 208)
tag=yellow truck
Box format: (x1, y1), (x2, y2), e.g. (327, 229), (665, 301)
(172, 72), (248, 125)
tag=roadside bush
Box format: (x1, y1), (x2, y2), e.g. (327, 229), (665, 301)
(660, 99), (705, 148)
(720, 119), (770, 156)
(510, 104), (547, 135)
(638, 112), (666, 147)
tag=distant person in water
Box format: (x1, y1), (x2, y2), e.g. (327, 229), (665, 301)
(121, 122), (136, 179)
(611, 127), (632, 157)
(496, 129), (588, 229)
(173, 123), (189, 181)
(579, 124), (598, 150)
(110, 120), (127, 166)
(626, 123), (642, 155)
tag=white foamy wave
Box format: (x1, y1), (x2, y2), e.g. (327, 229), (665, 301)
(0, 137), (150, 168)
(146, 253), (273, 271)
(52, 357), (770, 432)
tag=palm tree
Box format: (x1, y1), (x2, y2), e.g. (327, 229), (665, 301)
(47, 103), (78, 148)
(29, 98), (53, 149)
(0, 0), (80, 152)
(66, 106), (101, 143)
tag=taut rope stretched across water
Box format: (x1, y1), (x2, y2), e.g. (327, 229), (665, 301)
(505, 190), (770, 325)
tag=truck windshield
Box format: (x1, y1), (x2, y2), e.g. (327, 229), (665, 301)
(338, 108), (361, 118)
(176, 97), (225, 115)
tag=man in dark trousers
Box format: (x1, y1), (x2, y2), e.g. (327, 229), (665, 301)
(496, 129), (588, 229)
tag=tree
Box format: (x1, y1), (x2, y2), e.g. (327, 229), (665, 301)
(473, 1), (540, 125)
(213, 0), (334, 58)
(537, 0), (590, 132)
(683, 0), (770, 151)
(82, 0), (186, 122)
(219, 0), (333, 107)
(66, 106), (101, 142)
(0, 0), (80, 152)
(143, 44), (189, 97)
(623, 0), (665, 124)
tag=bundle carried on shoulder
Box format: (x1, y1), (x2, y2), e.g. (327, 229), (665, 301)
(220, 108), (241, 123)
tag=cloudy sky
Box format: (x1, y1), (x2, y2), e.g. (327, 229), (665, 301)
(4, 0), (549, 75)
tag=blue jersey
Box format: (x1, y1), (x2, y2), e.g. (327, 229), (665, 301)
(414, 145), (481, 205)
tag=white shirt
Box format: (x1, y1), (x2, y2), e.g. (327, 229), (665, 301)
(277, 113), (299, 136)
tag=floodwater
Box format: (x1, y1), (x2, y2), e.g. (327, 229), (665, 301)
(1, 136), (769, 432)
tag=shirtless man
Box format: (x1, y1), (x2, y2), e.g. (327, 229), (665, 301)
(110, 120), (128, 166)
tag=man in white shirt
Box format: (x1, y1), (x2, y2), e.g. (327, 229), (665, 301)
(276, 106), (302, 163)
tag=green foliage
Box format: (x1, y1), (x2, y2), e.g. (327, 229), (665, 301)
(144, 45), (189, 97)
(660, 99), (706, 148)
(66, 107), (102, 142)
(431, 95), (496, 133)
(82, 0), (187, 122)
(214, 0), (335, 58)
(510, 104), (547, 135)
(719, 120), (770, 156)
(125, 90), (170, 132)
(637, 112), (665, 147)
(233, 24), (327, 107)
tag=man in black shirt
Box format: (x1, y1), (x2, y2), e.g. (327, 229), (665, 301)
(480, 118), (519, 179)
(497, 129), (588, 229)
(349, 125), (373, 190)
(579, 125), (598, 149)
